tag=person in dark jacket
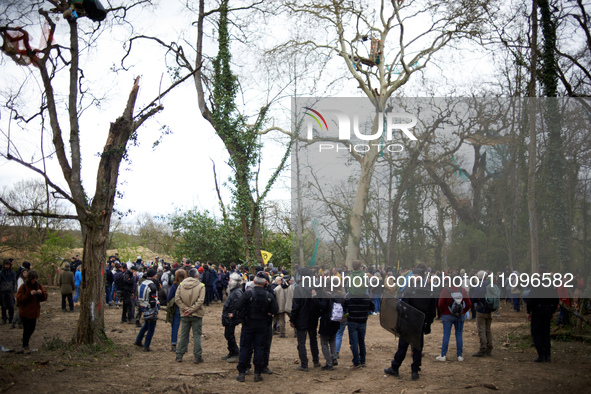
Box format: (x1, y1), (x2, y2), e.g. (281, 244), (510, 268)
(318, 289), (343, 370)
(202, 264), (213, 306)
(472, 270), (493, 357)
(16, 270), (48, 353)
(527, 265), (559, 362)
(222, 272), (244, 363)
(120, 264), (135, 324)
(58, 264), (75, 312)
(134, 269), (160, 352)
(384, 264), (437, 381)
(1, 259), (17, 325)
(235, 272), (278, 383)
(106, 260), (114, 306)
(343, 292), (374, 370)
(290, 268), (321, 372)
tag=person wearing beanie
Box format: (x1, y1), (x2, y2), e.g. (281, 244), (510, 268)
(221, 273), (244, 363)
(235, 272), (278, 383)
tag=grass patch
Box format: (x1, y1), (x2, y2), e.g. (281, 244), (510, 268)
(505, 332), (533, 350)
(42, 335), (123, 358)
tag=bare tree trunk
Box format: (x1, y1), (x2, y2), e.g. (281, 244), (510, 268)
(295, 137), (305, 267)
(345, 146), (378, 269)
(528, 0), (540, 274)
(75, 78), (147, 344)
(76, 224), (107, 343)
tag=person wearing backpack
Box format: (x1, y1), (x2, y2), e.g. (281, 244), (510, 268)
(435, 276), (471, 362)
(133, 269), (159, 352)
(471, 270), (499, 357)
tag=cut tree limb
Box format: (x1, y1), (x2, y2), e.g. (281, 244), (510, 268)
(179, 371), (230, 376)
(559, 301), (591, 327)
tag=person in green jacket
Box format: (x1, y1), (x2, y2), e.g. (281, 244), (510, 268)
(58, 264), (75, 312)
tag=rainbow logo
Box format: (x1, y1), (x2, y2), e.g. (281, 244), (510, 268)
(304, 107), (328, 131)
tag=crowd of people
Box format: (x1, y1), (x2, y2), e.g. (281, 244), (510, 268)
(1, 254), (589, 383)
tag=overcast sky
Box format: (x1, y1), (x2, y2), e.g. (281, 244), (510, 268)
(0, 1), (292, 225)
(0, 1), (497, 227)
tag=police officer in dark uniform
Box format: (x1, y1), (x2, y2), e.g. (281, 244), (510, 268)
(235, 271), (278, 382)
(384, 263), (437, 381)
(527, 264), (559, 362)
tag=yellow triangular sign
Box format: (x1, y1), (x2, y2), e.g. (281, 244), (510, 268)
(260, 250), (273, 265)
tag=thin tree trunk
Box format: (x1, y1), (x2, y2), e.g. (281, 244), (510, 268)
(528, 0), (540, 274)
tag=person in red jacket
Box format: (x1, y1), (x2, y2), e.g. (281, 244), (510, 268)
(556, 283), (570, 326)
(435, 279), (471, 362)
(15, 270), (48, 354)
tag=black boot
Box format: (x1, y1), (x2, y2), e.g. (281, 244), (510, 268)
(384, 367), (399, 377)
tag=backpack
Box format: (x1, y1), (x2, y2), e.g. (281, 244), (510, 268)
(243, 290), (271, 323)
(484, 283), (500, 312)
(161, 271), (171, 287)
(330, 301), (344, 322)
(138, 279), (154, 308)
(446, 287), (465, 316)
(165, 300), (177, 324)
(114, 271), (124, 296)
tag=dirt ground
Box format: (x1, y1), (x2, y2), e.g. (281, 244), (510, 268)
(1, 290), (591, 393)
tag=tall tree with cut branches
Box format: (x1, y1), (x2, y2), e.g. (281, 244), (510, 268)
(0, 0), (191, 343)
(274, 0), (494, 268)
(183, 0), (291, 266)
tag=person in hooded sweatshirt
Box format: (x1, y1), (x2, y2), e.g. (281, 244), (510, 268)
(221, 272), (244, 363)
(174, 268), (206, 363)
